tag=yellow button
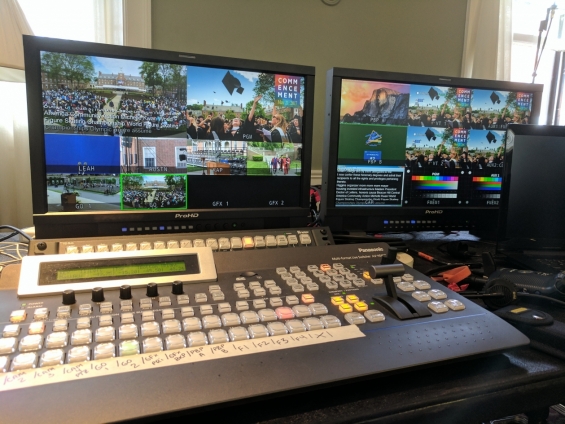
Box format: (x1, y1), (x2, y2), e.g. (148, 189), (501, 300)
(331, 296), (344, 305)
(354, 302), (368, 312)
(301, 294), (315, 304)
(339, 304), (353, 313)
(363, 271), (371, 279)
(10, 310), (27, 323)
(242, 237), (254, 249)
(345, 294), (359, 304)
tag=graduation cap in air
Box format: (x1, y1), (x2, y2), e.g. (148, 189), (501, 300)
(486, 131), (497, 144)
(222, 71), (244, 95)
(490, 92), (501, 104)
(428, 87), (440, 101)
(425, 128), (437, 141)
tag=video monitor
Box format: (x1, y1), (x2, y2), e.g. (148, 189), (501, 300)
(321, 68), (543, 233)
(24, 36), (314, 238)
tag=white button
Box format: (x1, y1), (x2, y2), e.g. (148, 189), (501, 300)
(77, 317), (91, 329)
(200, 305), (214, 315)
(187, 331), (208, 347)
(320, 315), (341, 328)
(217, 303), (231, 313)
(285, 319), (306, 333)
(121, 313), (135, 324)
(221, 313), (241, 327)
(292, 305), (311, 318)
(162, 319), (182, 334)
(180, 239), (192, 248)
(308, 303), (328, 316)
(28, 322), (46, 335)
(119, 324), (138, 339)
(267, 322), (288, 336)
(269, 298), (283, 307)
(181, 307), (195, 317)
(52, 319), (68, 331)
(11, 352), (37, 370)
(0, 337), (17, 354)
(71, 329), (92, 345)
(412, 291), (431, 302)
(139, 241), (152, 250)
(141, 322), (161, 337)
(165, 334), (186, 350)
(253, 299), (267, 309)
(46, 332), (68, 348)
(94, 343), (116, 359)
(154, 241), (166, 249)
(236, 301), (249, 311)
(208, 329), (230, 345)
(211, 291), (225, 301)
(228, 326), (249, 342)
(364, 310), (385, 323)
(303, 317), (324, 331)
(248, 324), (269, 339)
(3, 325), (20, 338)
(428, 289), (447, 300)
(413, 280), (431, 290)
(67, 346), (90, 363)
(40, 349), (64, 367)
(95, 326), (116, 342)
(125, 242), (137, 251)
(445, 299), (466, 311)
(344, 312), (366, 325)
(397, 282), (415, 292)
(258, 309), (277, 322)
(202, 315), (222, 329)
(143, 337), (163, 353)
(167, 240), (179, 249)
(240, 311), (260, 324)
(286, 295), (299, 305)
(183, 317), (202, 332)
(111, 243), (123, 252)
(195, 293), (207, 303)
(33, 308), (49, 320)
(428, 301), (449, 313)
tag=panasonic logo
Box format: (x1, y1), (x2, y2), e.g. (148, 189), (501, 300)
(425, 210), (443, 214)
(358, 247), (384, 253)
(175, 213), (199, 218)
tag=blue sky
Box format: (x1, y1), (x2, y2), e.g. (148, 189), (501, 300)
(472, 89), (511, 113)
(467, 129), (505, 150)
(186, 66), (261, 106)
(405, 126), (445, 149)
(91, 56), (144, 77)
(409, 85), (448, 108)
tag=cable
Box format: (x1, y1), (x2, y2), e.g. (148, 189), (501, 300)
(517, 292), (565, 308)
(0, 231), (17, 243)
(0, 225), (32, 243)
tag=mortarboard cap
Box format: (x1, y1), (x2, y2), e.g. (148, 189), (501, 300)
(222, 71), (244, 95)
(486, 131), (497, 144)
(428, 87), (439, 101)
(425, 128), (437, 141)
(490, 92), (501, 104)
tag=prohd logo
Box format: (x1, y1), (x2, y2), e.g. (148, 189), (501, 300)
(175, 213), (199, 218)
(425, 210), (443, 214)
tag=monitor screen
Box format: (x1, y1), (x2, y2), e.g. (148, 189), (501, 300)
(24, 36), (314, 238)
(321, 68), (543, 233)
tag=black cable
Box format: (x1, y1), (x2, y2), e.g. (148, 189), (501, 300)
(0, 231), (17, 243)
(0, 225), (32, 243)
(517, 292), (565, 308)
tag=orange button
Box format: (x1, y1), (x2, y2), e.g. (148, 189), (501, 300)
(320, 264), (332, 272)
(301, 294), (315, 304)
(242, 237), (254, 249)
(345, 294), (359, 304)
(331, 296), (344, 305)
(338, 304), (353, 313)
(363, 271), (371, 279)
(354, 301), (368, 312)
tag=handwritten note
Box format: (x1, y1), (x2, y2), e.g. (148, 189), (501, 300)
(1, 325), (364, 392)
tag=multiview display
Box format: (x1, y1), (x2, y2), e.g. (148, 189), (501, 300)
(335, 79), (534, 208)
(41, 51), (305, 212)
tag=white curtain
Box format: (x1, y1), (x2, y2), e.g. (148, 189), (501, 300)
(0, 0), (151, 230)
(461, 0), (513, 81)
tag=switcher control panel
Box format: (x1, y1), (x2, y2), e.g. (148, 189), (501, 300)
(0, 242), (528, 423)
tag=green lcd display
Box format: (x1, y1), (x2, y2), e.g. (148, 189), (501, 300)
(56, 261), (186, 281)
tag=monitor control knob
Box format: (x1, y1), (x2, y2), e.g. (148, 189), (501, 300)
(92, 287), (105, 303)
(172, 280), (184, 295)
(120, 285), (132, 300)
(62, 290), (76, 305)
(146, 283), (159, 297)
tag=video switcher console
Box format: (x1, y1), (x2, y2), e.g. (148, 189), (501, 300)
(0, 241), (528, 423)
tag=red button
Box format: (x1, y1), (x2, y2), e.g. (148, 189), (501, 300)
(275, 307), (295, 320)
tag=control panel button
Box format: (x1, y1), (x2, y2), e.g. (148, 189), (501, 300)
(94, 343), (116, 359)
(428, 301), (449, 313)
(187, 331), (208, 347)
(364, 310), (385, 323)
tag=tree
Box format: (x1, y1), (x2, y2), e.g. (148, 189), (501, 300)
(61, 54), (94, 88)
(440, 87), (458, 116)
(253, 73), (275, 105)
(41, 52), (65, 86)
(501, 92), (518, 119)
(169, 64), (187, 101)
(139, 62), (163, 95)
(243, 99), (265, 120)
(122, 175), (144, 189)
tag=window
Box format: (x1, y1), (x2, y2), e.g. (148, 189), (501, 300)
(143, 146), (156, 168)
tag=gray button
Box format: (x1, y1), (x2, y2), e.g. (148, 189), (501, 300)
(303, 317), (324, 331)
(353, 279), (366, 287)
(253, 299), (267, 309)
(94, 342), (116, 359)
(76, 317), (91, 329)
(208, 329), (230, 345)
(285, 278), (298, 286)
(187, 331), (208, 347)
(267, 322), (288, 336)
(287, 235), (298, 245)
(320, 315), (341, 328)
(120, 300), (133, 311)
(3, 324), (20, 338)
(57, 306), (71, 319)
(99, 302), (113, 314)
(228, 326), (249, 342)
(258, 309), (277, 322)
(217, 303), (231, 313)
(11, 352), (37, 370)
(269, 298), (283, 307)
(286, 296), (299, 305)
(95, 327), (115, 342)
(45, 332), (68, 348)
(248, 324), (269, 339)
(181, 307), (195, 317)
(344, 312), (366, 325)
(200, 305), (214, 315)
(292, 305), (312, 318)
(33, 308), (49, 320)
(177, 295), (190, 305)
(339, 281), (352, 289)
(139, 298), (152, 310)
(71, 329), (92, 346)
(299, 234), (311, 245)
(67, 346), (90, 363)
(141, 321), (161, 337)
(119, 324), (138, 340)
(306, 283), (320, 291)
(240, 311), (260, 324)
(249, 281), (262, 290)
(218, 238), (231, 251)
(364, 310), (385, 323)
(40, 349), (64, 367)
(202, 315), (222, 329)
(99, 315), (113, 327)
(162, 319), (182, 334)
(121, 313), (135, 324)
(211, 291), (225, 301)
(269, 286), (282, 295)
(165, 334), (186, 350)
(233, 282), (246, 291)
(285, 319), (306, 333)
(308, 303), (328, 316)
(19, 335), (43, 352)
(236, 301), (249, 311)
(291, 284), (304, 293)
(143, 337), (163, 353)
(159, 297), (172, 307)
(237, 289), (250, 299)
(230, 237), (243, 250)
(195, 293), (207, 303)
(326, 282), (338, 290)
(221, 313), (241, 327)
(264, 280), (277, 288)
(183, 317), (202, 332)
(142, 311), (155, 322)
(78, 304), (92, 316)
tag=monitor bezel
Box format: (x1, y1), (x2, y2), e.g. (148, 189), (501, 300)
(321, 67), (544, 233)
(24, 35), (315, 238)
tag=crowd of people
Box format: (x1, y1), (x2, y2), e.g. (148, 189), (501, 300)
(270, 155), (292, 175)
(407, 109), (529, 129)
(186, 95), (302, 144)
(406, 140), (504, 172)
(118, 94), (186, 131)
(122, 188), (185, 209)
